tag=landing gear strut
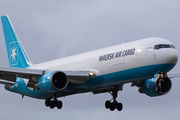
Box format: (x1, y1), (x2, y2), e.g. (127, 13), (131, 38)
(45, 94), (62, 109)
(105, 86), (123, 111)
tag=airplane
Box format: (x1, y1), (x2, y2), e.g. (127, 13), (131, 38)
(0, 15), (179, 111)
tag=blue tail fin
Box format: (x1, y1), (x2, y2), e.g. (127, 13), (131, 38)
(1, 15), (32, 68)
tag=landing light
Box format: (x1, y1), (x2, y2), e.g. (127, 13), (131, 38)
(89, 72), (96, 78)
(137, 48), (142, 52)
(89, 72), (94, 76)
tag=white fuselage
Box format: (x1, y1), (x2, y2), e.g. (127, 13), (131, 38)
(29, 37), (177, 77)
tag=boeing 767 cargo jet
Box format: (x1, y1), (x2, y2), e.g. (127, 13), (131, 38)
(0, 15), (179, 111)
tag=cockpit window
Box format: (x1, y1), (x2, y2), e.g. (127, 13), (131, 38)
(157, 44), (163, 49)
(163, 45), (170, 48)
(154, 44), (175, 50)
(170, 45), (176, 49)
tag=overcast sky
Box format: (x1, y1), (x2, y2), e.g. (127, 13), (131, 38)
(0, 0), (180, 120)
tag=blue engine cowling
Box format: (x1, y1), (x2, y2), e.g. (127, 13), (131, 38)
(142, 77), (172, 97)
(38, 71), (68, 92)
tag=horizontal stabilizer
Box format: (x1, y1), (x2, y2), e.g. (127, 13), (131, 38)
(0, 80), (14, 86)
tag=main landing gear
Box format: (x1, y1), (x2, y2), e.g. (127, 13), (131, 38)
(105, 86), (123, 111)
(45, 95), (62, 109)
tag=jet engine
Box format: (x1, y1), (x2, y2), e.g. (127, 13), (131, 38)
(141, 76), (172, 97)
(38, 71), (68, 92)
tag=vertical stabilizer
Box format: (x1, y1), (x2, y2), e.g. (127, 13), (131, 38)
(1, 15), (31, 68)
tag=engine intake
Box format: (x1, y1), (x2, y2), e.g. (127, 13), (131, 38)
(38, 71), (68, 92)
(155, 77), (171, 94)
(51, 72), (68, 90)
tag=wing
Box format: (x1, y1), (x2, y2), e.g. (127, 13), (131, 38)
(168, 71), (180, 78)
(0, 66), (95, 87)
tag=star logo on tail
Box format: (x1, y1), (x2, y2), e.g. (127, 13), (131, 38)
(11, 46), (17, 61)
(9, 42), (18, 66)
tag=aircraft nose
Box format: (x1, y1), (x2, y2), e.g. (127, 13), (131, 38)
(165, 49), (178, 64)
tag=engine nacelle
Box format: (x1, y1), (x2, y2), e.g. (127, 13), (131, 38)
(142, 77), (172, 97)
(38, 71), (68, 92)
